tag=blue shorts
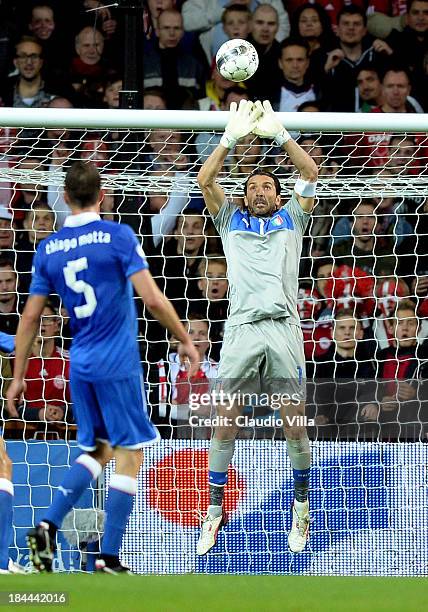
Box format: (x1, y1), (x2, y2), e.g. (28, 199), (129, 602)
(70, 374), (160, 451)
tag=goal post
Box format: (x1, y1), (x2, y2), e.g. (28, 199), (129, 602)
(0, 107), (426, 130)
(1, 108), (427, 574)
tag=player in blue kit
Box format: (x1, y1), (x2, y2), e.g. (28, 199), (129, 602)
(7, 161), (199, 574)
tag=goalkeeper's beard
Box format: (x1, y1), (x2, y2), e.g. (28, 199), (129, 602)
(246, 196), (276, 217)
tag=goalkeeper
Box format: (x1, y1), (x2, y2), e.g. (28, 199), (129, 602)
(197, 100), (318, 555)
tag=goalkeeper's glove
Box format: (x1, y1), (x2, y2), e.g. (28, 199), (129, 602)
(252, 100), (291, 146)
(220, 99), (262, 149)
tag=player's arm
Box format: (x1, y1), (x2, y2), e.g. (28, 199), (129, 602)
(6, 294), (47, 414)
(130, 269), (200, 376)
(253, 100), (318, 213)
(197, 99), (262, 217)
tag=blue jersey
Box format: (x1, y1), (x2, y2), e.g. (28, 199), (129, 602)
(30, 212), (148, 381)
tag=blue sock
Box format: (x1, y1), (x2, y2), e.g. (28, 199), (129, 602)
(44, 455), (102, 528)
(293, 468), (310, 503)
(0, 479), (14, 570)
(102, 475), (137, 558)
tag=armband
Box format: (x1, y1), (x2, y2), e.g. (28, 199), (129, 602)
(220, 132), (237, 150)
(294, 178), (317, 198)
(274, 127), (292, 146)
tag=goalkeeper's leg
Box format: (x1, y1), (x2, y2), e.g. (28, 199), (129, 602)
(197, 404), (241, 556)
(282, 400), (311, 553)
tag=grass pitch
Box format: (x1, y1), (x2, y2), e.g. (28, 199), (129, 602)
(0, 574), (424, 611)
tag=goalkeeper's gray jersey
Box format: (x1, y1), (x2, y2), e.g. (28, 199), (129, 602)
(212, 194), (310, 327)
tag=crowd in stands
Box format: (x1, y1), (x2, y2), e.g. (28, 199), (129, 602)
(0, 0), (426, 442)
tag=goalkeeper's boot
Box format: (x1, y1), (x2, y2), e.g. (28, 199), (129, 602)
(95, 557), (133, 575)
(0, 559), (27, 575)
(288, 500), (310, 553)
(26, 522), (55, 573)
(196, 509), (228, 556)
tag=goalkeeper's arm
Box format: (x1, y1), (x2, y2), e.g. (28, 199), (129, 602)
(198, 99), (261, 216)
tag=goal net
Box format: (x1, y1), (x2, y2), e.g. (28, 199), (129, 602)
(1, 108), (427, 574)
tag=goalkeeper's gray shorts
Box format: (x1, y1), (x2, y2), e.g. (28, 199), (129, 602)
(215, 318), (306, 402)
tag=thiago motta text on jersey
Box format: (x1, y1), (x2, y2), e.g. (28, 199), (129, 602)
(45, 231), (112, 255)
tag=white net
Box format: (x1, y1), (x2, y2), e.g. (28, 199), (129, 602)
(1, 110), (427, 573)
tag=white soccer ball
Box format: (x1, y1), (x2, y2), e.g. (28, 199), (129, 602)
(216, 39), (259, 82)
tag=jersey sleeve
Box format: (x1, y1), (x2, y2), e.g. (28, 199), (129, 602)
(115, 223), (149, 278)
(212, 198), (237, 239)
(29, 244), (54, 296)
(285, 192), (311, 235)
(0, 332), (14, 353)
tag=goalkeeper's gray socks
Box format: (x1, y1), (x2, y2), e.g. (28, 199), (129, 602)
(208, 438), (235, 518)
(286, 436), (311, 503)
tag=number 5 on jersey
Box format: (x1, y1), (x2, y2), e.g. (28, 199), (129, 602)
(63, 257), (97, 318)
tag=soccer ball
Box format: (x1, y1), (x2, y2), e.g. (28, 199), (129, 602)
(216, 39), (259, 82)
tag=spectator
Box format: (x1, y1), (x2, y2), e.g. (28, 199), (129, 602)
(28, 3), (55, 42)
(144, 0), (208, 69)
(320, 260), (376, 321)
(212, 4), (252, 58)
(146, 129), (190, 174)
(0, 257), (24, 334)
(0, 36), (58, 108)
(246, 4), (282, 103)
(371, 67), (423, 112)
(398, 197), (428, 301)
(15, 202), (55, 295)
(103, 72), (122, 109)
(197, 64), (241, 111)
(413, 47), (428, 110)
(144, 174), (193, 252)
(146, 0), (175, 33)
(21, 302), (71, 427)
(384, 135), (420, 174)
(290, 3), (337, 80)
(332, 200), (396, 277)
(291, 3), (336, 54)
(144, 9), (206, 109)
(296, 281), (322, 365)
(0, 3), (15, 81)
(373, 299), (428, 438)
(10, 156), (47, 227)
(229, 133), (267, 178)
(373, 276), (410, 349)
(333, 168), (414, 245)
(194, 255), (229, 360)
(352, 71), (425, 168)
(44, 97), (76, 227)
(182, 0), (290, 65)
(27, 3), (72, 79)
(274, 37), (320, 112)
(356, 66), (384, 111)
(322, 5), (393, 111)
(79, 137), (109, 169)
(144, 87), (167, 109)
(70, 26), (107, 103)
(313, 309), (376, 438)
(386, 0), (428, 83)
(156, 314), (218, 438)
(155, 209), (208, 318)
(299, 258), (335, 364)
(0, 207), (15, 256)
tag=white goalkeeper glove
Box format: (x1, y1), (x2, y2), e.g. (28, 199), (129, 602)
(252, 100), (291, 146)
(220, 99), (262, 149)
